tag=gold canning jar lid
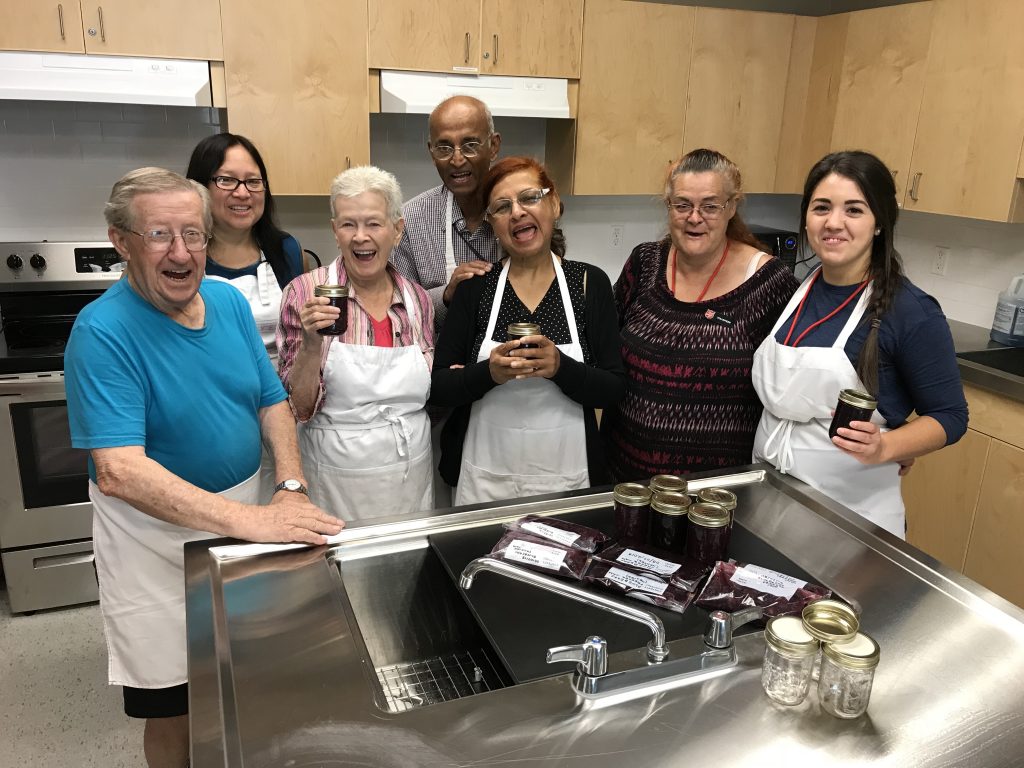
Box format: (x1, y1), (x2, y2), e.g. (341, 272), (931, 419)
(650, 491), (691, 516)
(687, 502), (730, 528)
(822, 632), (880, 670)
(838, 388), (877, 410)
(613, 483), (652, 507)
(801, 599), (860, 644)
(650, 474), (687, 495)
(315, 284), (349, 298)
(507, 322), (541, 338)
(765, 615), (818, 657)
(697, 487), (737, 511)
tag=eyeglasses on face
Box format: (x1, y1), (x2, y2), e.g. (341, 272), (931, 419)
(667, 200), (732, 219)
(125, 228), (210, 253)
(428, 139), (489, 160)
(211, 175), (266, 192)
(485, 188), (551, 218)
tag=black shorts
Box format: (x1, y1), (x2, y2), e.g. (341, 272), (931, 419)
(122, 682), (188, 719)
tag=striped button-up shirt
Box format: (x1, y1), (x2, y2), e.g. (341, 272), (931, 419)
(276, 258), (435, 421)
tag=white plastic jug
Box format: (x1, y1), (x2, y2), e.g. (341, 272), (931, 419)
(990, 274), (1024, 347)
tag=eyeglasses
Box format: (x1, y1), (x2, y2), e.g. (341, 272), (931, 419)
(211, 175), (266, 192)
(428, 139), (489, 161)
(486, 188), (551, 218)
(125, 228), (210, 252)
(667, 200), (732, 219)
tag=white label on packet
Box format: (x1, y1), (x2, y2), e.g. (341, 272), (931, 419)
(731, 564), (806, 599)
(615, 548), (681, 576)
(605, 567), (669, 596)
(520, 521), (581, 547)
(503, 539), (567, 571)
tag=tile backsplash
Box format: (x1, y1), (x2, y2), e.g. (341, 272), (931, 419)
(1, 99), (1022, 331)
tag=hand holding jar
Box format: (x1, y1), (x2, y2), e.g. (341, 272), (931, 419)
(510, 333), (561, 380)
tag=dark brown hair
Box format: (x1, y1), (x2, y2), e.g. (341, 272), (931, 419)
(480, 156), (566, 257)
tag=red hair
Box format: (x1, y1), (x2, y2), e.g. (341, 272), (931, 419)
(481, 156), (566, 256)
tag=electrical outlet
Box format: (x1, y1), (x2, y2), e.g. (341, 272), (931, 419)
(932, 246), (950, 276)
(610, 224), (624, 249)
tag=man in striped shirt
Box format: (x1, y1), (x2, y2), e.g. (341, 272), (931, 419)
(390, 95), (503, 332)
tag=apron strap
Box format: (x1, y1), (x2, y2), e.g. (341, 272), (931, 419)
(760, 417), (795, 474)
(256, 253), (273, 307)
(551, 254), (581, 347)
(444, 192), (457, 282)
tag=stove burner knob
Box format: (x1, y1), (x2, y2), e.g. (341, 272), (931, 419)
(30, 254), (46, 270)
(6, 254), (23, 270)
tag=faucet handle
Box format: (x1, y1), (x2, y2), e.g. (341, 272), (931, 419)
(546, 635), (608, 677)
(704, 606), (764, 649)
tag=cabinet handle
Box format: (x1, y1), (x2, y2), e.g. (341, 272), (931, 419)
(98, 6), (106, 43)
(346, 156), (352, 170)
(464, 32), (470, 64)
(57, 3), (66, 41)
(909, 171), (922, 202)
(493, 34), (499, 65)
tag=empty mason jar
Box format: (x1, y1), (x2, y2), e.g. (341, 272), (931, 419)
(761, 615), (818, 706)
(818, 632), (880, 719)
(801, 599), (859, 681)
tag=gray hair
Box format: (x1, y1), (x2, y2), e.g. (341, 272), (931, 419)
(104, 167), (211, 232)
(431, 95), (496, 136)
(664, 148), (744, 203)
(329, 166), (404, 223)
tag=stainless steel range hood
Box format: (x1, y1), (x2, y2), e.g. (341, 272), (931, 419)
(379, 70), (570, 119)
(0, 51), (212, 106)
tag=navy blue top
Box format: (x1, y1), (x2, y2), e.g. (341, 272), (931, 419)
(775, 273), (968, 444)
(205, 234), (303, 288)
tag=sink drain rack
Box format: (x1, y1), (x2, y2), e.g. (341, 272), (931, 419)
(375, 649), (507, 712)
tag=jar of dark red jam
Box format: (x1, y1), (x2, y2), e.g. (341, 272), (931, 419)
(828, 389), (878, 439)
(697, 487), (737, 526)
(315, 284), (349, 336)
(649, 491), (691, 553)
(507, 322), (542, 349)
(649, 474), (687, 497)
(612, 482), (652, 544)
(685, 501), (731, 566)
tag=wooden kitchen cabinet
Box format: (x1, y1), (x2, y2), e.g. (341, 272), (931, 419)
(79, 1), (222, 60)
(0, 1), (85, 53)
(681, 8), (795, 193)
(368, 0), (582, 77)
(220, 0), (369, 195)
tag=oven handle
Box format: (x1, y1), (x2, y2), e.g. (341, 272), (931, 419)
(0, 377), (67, 398)
(34, 551), (95, 569)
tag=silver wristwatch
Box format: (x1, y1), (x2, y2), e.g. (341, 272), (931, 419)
(273, 479), (308, 495)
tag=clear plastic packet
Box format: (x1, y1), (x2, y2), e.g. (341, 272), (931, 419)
(693, 560), (831, 618)
(488, 531), (590, 580)
(582, 558), (695, 614)
(504, 514), (612, 554)
(591, 544), (712, 592)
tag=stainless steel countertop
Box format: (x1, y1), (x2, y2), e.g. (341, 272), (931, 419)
(185, 467), (1024, 767)
(948, 319), (1024, 402)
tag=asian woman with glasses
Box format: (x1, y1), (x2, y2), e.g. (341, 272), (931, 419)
(601, 148), (800, 482)
(430, 156), (627, 505)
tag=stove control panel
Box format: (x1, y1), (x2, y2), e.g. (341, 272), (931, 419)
(0, 242), (124, 291)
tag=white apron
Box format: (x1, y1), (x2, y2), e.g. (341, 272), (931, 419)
(443, 191), (458, 282)
(751, 268), (905, 538)
(454, 254), (589, 506)
(91, 470), (260, 688)
(299, 260), (433, 521)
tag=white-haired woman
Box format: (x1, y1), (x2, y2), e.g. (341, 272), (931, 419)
(277, 166), (435, 521)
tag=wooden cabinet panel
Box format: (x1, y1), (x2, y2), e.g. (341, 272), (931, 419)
(682, 8), (795, 193)
(480, 0), (583, 78)
(368, 0), (481, 73)
(572, 0), (693, 195)
(829, 2), (933, 205)
(0, 0), (85, 53)
(905, 0), (1024, 221)
(904, 428), (990, 571)
(79, 1), (222, 59)
(963, 439), (1024, 608)
(963, 383), (1024, 450)
(221, 0), (369, 195)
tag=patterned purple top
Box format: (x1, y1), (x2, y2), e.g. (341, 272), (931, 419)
(601, 239), (799, 481)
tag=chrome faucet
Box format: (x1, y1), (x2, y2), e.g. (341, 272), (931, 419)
(703, 606), (764, 649)
(459, 557), (670, 662)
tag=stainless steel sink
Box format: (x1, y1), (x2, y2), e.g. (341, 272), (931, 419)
(957, 346), (1024, 377)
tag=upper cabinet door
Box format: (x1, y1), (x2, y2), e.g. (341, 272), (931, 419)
(681, 8), (795, 193)
(829, 2), (934, 205)
(572, 0), (694, 195)
(79, 1), (223, 60)
(0, 1), (85, 53)
(906, 0), (1024, 220)
(480, 0), (583, 78)
(368, 0), (482, 73)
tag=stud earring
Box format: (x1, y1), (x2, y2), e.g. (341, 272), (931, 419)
(874, 229), (881, 236)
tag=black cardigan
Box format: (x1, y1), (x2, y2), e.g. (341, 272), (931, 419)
(430, 259), (627, 488)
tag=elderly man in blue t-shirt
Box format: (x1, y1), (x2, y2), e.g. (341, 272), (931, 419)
(65, 167), (343, 768)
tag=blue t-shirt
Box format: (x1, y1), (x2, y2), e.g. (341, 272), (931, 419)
(775, 274), (968, 444)
(204, 233), (303, 288)
(65, 278), (287, 492)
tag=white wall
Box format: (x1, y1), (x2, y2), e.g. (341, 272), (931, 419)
(2, 99), (1022, 329)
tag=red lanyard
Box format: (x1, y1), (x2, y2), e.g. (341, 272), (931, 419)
(782, 270), (870, 347)
(669, 242), (730, 302)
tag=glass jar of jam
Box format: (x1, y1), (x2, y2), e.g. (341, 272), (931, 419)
(507, 322), (542, 349)
(649, 491), (691, 553)
(818, 632), (880, 719)
(315, 284), (349, 336)
(697, 487), (737, 526)
(761, 615), (819, 706)
(649, 474), (687, 497)
(685, 502), (731, 566)
(802, 598), (860, 681)
(828, 389), (878, 439)
(612, 482), (652, 545)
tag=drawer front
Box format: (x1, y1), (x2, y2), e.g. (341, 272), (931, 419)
(2, 540), (98, 613)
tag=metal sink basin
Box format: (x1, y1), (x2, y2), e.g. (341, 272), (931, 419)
(957, 346), (1024, 377)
